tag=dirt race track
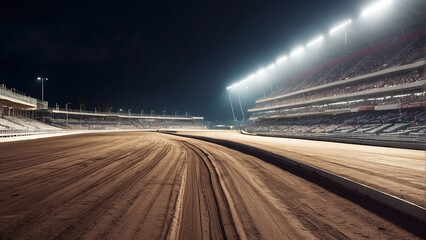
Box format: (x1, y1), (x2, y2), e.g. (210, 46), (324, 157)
(0, 131), (423, 239)
(177, 131), (425, 208)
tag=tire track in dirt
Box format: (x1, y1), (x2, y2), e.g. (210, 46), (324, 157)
(175, 141), (239, 240)
(177, 136), (421, 239)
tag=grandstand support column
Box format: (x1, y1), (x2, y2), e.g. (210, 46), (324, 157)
(228, 92), (236, 121)
(237, 92), (245, 126)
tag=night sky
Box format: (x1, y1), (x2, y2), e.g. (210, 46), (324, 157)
(1, 0), (371, 120)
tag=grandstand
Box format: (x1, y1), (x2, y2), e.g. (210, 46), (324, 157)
(0, 84), (58, 137)
(244, 24), (425, 141)
(247, 108), (425, 137)
(35, 109), (206, 130)
(1, 83), (206, 137)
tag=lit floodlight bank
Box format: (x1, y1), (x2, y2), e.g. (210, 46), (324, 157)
(307, 35), (324, 47)
(290, 47), (304, 56)
(361, 0), (392, 17)
(276, 55), (287, 64)
(228, 73), (256, 89)
(266, 63), (275, 70)
(256, 68), (265, 76)
(245, 74), (255, 82)
(329, 19), (352, 35)
(227, 0), (393, 91)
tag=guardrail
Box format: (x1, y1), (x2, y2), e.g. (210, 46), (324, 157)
(0, 129), (60, 138)
(244, 131), (425, 150)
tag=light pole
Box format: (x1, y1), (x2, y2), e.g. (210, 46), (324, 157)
(128, 109), (132, 115)
(141, 110), (144, 115)
(162, 110), (166, 116)
(227, 90), (236, 121)
(151, 110), (154, 116)
(237, 91), (245, 126)
(175, 111), (178, 117)
(80, 104), (83, 112)
(65, 102), (71, 126)
(37, 77), (48, 101)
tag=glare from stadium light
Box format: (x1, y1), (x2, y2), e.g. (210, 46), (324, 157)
(276, 55), (287, 64)
(307, 35), (324, 47)
(290, 47), (304, 56)
(37, 77), (41, 80)
(256, 68), (265, 76)
(361, 0), (392, 17)
(243, 74), (255, 82)
(226, 86), (232, 90)
(266, 63), (275, 71)
(329, 19), (352, 35)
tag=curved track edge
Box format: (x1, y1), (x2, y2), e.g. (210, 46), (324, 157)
(161, 131), (426, 237)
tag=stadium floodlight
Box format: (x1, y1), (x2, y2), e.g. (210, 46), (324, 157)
(266, 63), (275, 71)
(229, 81), (242, 90)
(241, 74), (255, 84)
(276, 55), (287, 64)
(329, 19), (352, 35)
(256, 68), (265, 76)
(361, 0), (392, 17)
(307, 35), (324, 47)
(290, 47), (304, 56)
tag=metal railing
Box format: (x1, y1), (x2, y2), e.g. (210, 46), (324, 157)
(0, 128), (60, 138)
(0, 85), (39, 106)
(50, 107), (200, 119)
(248, 130), (424, 143)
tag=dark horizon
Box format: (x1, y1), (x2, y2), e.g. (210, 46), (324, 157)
(1, 0), (371, 120)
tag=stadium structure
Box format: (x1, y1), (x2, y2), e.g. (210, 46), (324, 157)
(0, 83), (206, 137)
(0, 1), (425, 239)
(225, 0), (425, 144)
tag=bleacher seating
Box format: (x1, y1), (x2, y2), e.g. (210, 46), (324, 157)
(256, 69), (424, 110)
(248, 29), (425, 144)
(0, 117), (61, 131)
(269, 34), (425, 97)
(44, 116), (207, 130)
(0, 116), (61, 137)
(247, 108), (426, 137)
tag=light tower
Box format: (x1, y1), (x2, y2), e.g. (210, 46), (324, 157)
(37, 77), (48, 101)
